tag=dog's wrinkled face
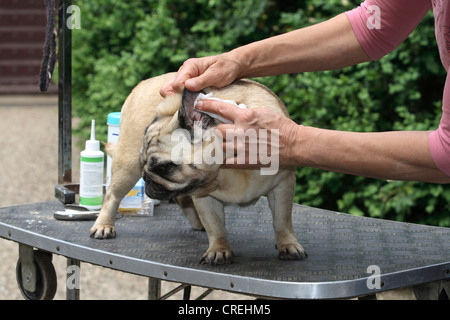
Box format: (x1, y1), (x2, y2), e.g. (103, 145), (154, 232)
(140, 88), (222, 200)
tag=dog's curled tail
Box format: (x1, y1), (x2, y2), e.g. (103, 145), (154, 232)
(102, 142), (116, 158)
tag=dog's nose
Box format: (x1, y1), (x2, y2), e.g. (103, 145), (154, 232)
(148, 157), (179, 179)
(149, 156), (158, 168)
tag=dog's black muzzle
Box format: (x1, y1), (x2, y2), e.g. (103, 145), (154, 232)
(143, 175), (178, 201)
(143, 174), (200, 201)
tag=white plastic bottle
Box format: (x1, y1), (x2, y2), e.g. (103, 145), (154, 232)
(106, 112), (156, 216)
(79, 120), (104, 210)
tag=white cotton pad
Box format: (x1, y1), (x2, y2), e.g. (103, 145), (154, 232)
(194, 92), (247, 124)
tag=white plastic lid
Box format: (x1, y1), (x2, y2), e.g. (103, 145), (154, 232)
(85, 120), (100, 151)
(85, 139), (100, 151)
(107, 112), (121, 126)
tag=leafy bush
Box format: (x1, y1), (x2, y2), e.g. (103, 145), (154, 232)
(72, 0), (449, 226)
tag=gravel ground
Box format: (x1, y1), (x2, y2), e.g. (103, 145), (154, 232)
(0, 95), (247, 300)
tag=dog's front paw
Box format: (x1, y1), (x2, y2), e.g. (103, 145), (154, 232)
(89, 224), (116, 239)
(200, 245), (234, 266)
(276, 242), (308, 260)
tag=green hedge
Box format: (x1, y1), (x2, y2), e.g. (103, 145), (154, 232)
(72, 0), (449, 226)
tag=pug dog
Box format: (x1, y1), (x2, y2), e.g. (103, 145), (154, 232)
(90, 72), (307, 265)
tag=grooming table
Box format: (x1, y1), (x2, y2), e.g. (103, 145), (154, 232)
(5, 0), (447, 300)
(1, 198), (449, 300)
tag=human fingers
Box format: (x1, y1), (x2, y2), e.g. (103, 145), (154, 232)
(159, 80), (177, 97)
(161, 53), (242, 97)
(172, 57), (219, 93)
(159, 58), (208, 97)
(189, 53), (243, 92)
(196, 99), (250, 124)
(184, 64), (236, 93)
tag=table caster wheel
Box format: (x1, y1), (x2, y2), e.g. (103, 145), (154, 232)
(16, 250), (57, 300)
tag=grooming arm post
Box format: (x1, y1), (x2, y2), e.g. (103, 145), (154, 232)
(55, 0), (76, 204)
(58, 0), (72, 186)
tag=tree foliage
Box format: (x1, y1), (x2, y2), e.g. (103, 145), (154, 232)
(72, 0), (449, 226)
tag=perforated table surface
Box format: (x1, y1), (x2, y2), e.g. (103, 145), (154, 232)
(0, 199), (449, 299)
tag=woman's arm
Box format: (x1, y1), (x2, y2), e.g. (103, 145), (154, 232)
(295, 126), (450, 184)
(232, 13), (370, 79)
(196, 100), (450, 184)
(161, 13), (369, 96)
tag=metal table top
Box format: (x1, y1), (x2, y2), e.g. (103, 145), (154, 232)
(0, 199), (449, 299)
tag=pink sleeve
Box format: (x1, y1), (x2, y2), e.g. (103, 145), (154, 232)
(348, 0), (450, 177)
(429, 72), (450, 177)
(345, 0), (431, 60)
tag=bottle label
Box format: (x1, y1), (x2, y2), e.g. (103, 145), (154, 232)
(81, 156), (104, 163)
(120, 188), (143, 210)
(80, 195), (103, 206)
(80, 156), (104, 207)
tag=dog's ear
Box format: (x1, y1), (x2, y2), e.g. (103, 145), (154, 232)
(179, 88), (215, 136)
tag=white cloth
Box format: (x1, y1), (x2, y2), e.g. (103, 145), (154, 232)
(194, 92), (247, 124)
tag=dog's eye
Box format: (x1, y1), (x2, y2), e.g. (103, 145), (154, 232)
(144, 117), (159, 136)
(150, 116), (159, 125)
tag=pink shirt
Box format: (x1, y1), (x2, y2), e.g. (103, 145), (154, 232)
(346, 0), (450, 177)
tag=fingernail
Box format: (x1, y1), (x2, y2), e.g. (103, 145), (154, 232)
(196, 100), (204, 109)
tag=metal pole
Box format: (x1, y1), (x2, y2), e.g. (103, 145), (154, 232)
(58, 0), (72, 185)
(148, 278), (161, 300)
(18, 244), (37, 293)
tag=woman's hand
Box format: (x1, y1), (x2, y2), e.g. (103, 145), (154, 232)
(196, 99), (301, 172)
(160, 53), (243, 97)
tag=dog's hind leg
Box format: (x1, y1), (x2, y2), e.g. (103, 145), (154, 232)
(174, 196), (204, 230)
(267, 172), (307, 260)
